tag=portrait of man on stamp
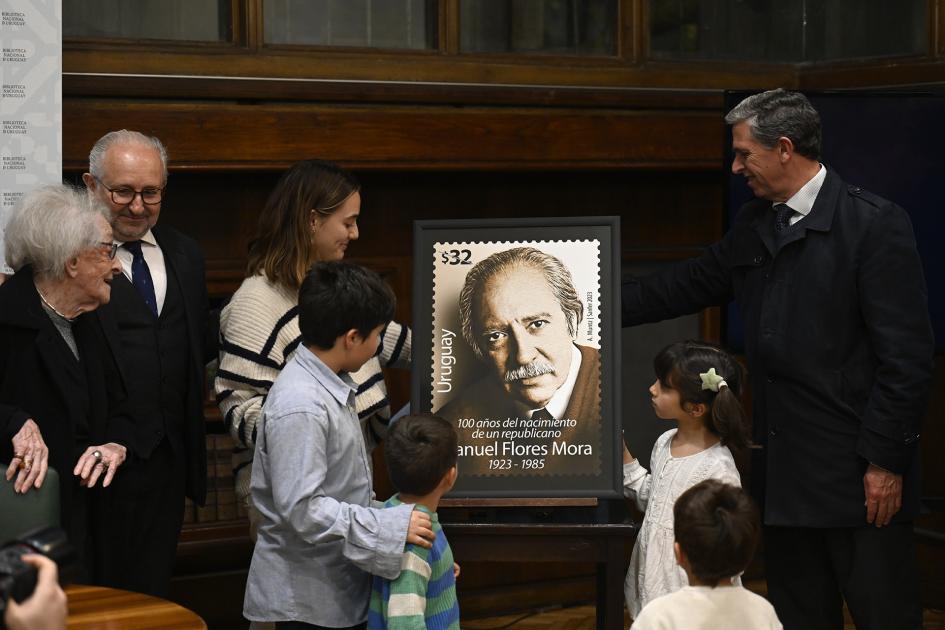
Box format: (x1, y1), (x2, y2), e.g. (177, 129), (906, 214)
(432, 244), (602, 478)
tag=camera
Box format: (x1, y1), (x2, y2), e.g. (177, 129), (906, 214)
(0, 527), (74, 623)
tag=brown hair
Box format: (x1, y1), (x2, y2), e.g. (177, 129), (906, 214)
(246, 159), (359, 289)
(384, 414), (458, 496)
(673, 480), (759, 585)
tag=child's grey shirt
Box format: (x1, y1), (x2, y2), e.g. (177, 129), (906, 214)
(243, 344), (412, 627)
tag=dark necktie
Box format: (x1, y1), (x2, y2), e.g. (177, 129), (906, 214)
(774, 203), (794, 233)
(531, 408), (555, 421)
(124, 240), (158, 316)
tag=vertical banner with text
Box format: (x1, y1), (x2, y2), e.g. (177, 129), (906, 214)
(1, 0), (61, 273)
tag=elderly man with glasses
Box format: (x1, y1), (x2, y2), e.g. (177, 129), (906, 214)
(82, 130), (215, 597)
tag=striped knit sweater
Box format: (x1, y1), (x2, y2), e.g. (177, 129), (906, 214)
(214, 274), (411, 500)
(368, 496), (460, 630)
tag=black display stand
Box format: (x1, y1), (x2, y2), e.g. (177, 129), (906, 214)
(443, 520), (637, 629)
(440, 499), (637, 629)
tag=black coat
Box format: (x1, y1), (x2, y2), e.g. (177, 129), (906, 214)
(0, 267), (130, 570)
(622, 169), (934, 527)
(96, 224), (214, 505)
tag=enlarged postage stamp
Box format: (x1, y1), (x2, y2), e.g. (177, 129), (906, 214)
(430, 240), (601, 477)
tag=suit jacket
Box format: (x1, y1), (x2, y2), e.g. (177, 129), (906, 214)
(437, 343), (602, 477)
(0, 267), (130, 564)
(622, 169), (934, 527)
(96, 224), (213, 504)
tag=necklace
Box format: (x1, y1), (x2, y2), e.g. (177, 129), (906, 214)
(36, 286), (76, 323)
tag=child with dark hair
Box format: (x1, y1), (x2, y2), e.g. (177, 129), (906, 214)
(623, 340), (750, 618)
(632, 480), (782, 629)
(244, 262), (434, 629)
(369, 413), (460, 630)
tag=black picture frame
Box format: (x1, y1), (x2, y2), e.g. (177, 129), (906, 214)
(412, 216), (622, 498)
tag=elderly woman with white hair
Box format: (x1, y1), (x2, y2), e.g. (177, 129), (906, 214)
(0, 183), (133, 580)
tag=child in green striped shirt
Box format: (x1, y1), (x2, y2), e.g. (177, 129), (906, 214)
(369, 414), (461, 630)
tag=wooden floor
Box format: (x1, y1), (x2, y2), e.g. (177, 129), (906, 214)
(463, 604), (945, 629)
(462, 580), (945, 630)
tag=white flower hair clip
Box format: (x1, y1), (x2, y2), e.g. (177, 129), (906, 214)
(699, 368), (728, 392)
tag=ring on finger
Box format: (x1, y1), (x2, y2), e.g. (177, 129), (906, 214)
(92, 450), (102, 461)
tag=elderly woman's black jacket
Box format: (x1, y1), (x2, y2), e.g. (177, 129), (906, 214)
(0, 267), (131, 575)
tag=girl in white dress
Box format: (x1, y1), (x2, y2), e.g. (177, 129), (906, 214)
(623, 340), (750, 619)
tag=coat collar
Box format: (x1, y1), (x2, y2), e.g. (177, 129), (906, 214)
(0, 266), (46, 329)
(0, 267), (83, 387)
(751, 168), (843, 255)
(797, 167), (841, 233)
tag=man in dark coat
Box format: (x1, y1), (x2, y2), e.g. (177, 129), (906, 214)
(622, 89), (934, 630)
(83, 130), (214, 597)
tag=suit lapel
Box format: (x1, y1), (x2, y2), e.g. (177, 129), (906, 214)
(152, 226), (201, 374)
(95, 296), (129, 387)
(155, 226), (190, 291)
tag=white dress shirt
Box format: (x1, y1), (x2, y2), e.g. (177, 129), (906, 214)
(777, 163), (827, 226)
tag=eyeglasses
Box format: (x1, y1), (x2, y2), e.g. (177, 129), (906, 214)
(98, 242), (119, 260)
(93, 175), (164, 206)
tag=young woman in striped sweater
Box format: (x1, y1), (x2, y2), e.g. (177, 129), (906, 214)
(214, 159), (411, 535)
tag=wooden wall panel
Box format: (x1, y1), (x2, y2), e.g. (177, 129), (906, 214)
(63, 47), (796, 91)
(799, 59), (945, 90)
(60, 170), (724, 298)
(63, 74), (727, 109)
(63, 100), (723, 171)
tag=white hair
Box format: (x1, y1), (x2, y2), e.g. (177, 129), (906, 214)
(4, 184), (104, 280)
(88, 129), (169, 181)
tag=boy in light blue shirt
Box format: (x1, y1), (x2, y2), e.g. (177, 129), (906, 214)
(243, 262), (434, 629)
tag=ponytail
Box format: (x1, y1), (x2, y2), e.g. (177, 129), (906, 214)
(710, 386), (749, 451)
